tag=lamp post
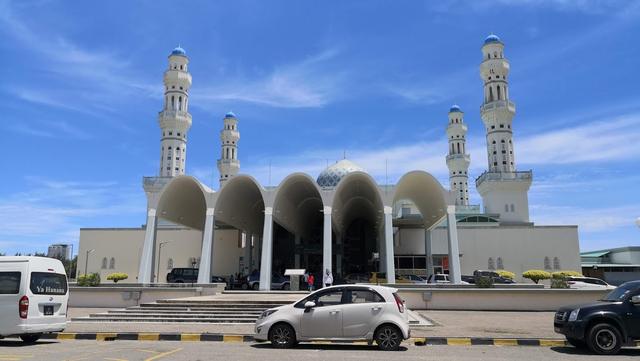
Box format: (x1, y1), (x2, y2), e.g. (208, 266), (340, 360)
(84, 249), (95, 275)
(156, 241), (172, 283)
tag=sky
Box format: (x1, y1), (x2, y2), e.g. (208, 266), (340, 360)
(0, 0), (639, 256)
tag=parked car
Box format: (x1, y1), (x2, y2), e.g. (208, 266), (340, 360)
(461, 275), (476, 284)
(0, 256), (69, 343)
(254, 285), (410, 350)
(369, 272), (412, 284)
(473, 270), (515, 284)
(166, 268), (227, 285)
(427, 274), (470, 285)
(343, 273), (369, 284)
(566, 276), (615, 290)
(246, 274), (290, 290)
(403, 274), (426, 284)
(554, 280), (640, 355)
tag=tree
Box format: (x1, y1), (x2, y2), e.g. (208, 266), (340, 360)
(522, 270), (551, 284)
(496, 270), (515, 280)
(107, 273), (128, 283)
(551, 270), (582, 279)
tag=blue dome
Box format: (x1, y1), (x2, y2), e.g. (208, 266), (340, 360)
(224, 111), (236, 118)
(484, 34), (501, 45)
(449, 105), (462, 113)
(317, 159), (365, 188)
(170, 46), (186, 56)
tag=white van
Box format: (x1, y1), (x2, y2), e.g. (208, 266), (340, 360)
(0, 256), (69, 343)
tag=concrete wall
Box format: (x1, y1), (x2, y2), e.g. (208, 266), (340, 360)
(68, 284), (223, 308)
(395, 224), (581, 281)
(398, 288), (609, 311)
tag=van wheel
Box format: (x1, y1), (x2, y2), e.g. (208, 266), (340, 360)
(241, 283), (249, 290)
(20, 334), (42, 343)
(375, 325), (401, 351)
(587, 323), (622, 355)
(269, 323), (296, 348)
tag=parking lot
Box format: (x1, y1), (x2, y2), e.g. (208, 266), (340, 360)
(0, 340), (639, 361)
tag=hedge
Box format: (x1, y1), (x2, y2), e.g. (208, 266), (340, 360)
(106, 273), (129, 283)
(522, 270), (551, 284)
(496, 270), (516, 280)
(77, 273), (101, 286)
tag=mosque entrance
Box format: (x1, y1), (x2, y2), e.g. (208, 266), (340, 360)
(340, 218), (379, 277)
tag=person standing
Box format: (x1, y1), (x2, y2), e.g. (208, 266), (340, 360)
(307, 273), (315, 291)
(323, 269), (333, 288)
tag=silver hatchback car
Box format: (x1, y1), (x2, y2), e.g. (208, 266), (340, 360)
(254, 285), (410, 351)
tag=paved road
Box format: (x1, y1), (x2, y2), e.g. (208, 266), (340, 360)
(0, 340), (639, 361)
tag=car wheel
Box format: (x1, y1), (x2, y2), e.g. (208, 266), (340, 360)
(566, 337), (586, 349)
(20, 334), (42, 343)
(252, 283), (259, 290)
(283, 283), (290, 291)
(269, 323), (296, 349)
(241, 283), (248, 290)
(587, 323), (622, 355)
(375, 325), (402, 351)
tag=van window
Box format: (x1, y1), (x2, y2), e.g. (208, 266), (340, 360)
(0, 272), (21, 294)
(30, 272), (67, 295)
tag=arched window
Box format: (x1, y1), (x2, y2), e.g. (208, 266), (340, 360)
(451, 143), (455, 153)
(178, 96), (182, 111)
(553, 257), (561, 270)
(109, 257), (115, 269)
(488, 257), (495, 270)
(167, 258), (174, 270)
(226, 148), (230, 158)
(489, 87), (494, 102)
(171, 96), (175, 110)
(510, 204), (515, 212)
(497, 85), (501, 100)
(101, 257), (108, 269)
(456, 143), (460, 153)
(497, 257), (504, 270)
(505, 204), (509, 212)
(544, 257), (551, 270)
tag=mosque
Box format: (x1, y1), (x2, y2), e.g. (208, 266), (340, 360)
(77, 35), (581, 288)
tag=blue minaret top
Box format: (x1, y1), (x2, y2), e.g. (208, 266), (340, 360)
(170, 46), (186, 56)
(225, 111), (236, 118)
(484, 34), (502, 45)
(449, 104), (462, 113)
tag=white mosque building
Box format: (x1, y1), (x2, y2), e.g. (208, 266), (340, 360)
(77, 35), (581, 288)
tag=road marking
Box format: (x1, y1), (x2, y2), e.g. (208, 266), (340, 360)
(447, 338), (472, 346)
(493, 339), (519, 346)
(222, 335), (243, 343)
(143, 348), (182, 361)
(539, 339), (566, 347)
(57, 333), (77, 340)
(103, 358), (128, 361)
(180, 334), (201, 342)
(96, 333), (117, 341)
(137, 334), (160, 341)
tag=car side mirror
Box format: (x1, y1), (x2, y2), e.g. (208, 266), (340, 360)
(631, 295), (640, 305)
(304, 301), (316, 308)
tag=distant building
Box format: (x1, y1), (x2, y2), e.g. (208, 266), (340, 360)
(47, 244), (71, 260)
(581, 246), (640, 285)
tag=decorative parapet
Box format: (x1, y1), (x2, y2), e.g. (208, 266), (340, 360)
(475, 170), (532, 187)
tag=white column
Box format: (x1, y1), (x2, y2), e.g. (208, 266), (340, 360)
(197, 208), (215, 284)
(244, 233), (252, 274)
(322, 206), (332, 279)
(259, 207), (273, 291)
(383, 206), (395, 284)
(138, 208), (158, 284)
(446, 205), (462, 284)
(294, 234), (301, 269)
(425, 229), (434, 278)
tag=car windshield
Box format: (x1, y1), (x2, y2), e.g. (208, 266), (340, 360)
(601, 286), (631, 302)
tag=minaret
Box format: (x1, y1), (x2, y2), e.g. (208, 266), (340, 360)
(217, 112), (240, 187)
(476, 34), (532, 223)
(446, 105), (470, 206)
(158, 46), (192, 177)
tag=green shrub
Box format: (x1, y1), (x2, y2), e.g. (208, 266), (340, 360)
(551, 270), (582, 279)
(522, 270), (551, 284)
(551, 278), (570, 289)
(496, 270), (515, 280)
(106, 273), (128, 283)
(77, 273), (101, 286)
(476, 276), (494, 288)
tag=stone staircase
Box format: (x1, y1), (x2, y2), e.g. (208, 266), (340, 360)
(72, 298), (290, 324)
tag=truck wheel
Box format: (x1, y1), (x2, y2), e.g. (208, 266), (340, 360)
(252, 283), (259, 290)
(20, 334), (42, 343)
(566, 337), (586, 348)
(269, 323), (296, 348)
(587, 323), (622, 355)
(375, 324), (402, 351)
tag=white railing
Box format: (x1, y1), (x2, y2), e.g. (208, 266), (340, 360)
(475, 170), (532, 186)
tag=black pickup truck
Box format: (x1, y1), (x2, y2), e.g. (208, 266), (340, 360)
(554, 280), (640, 355)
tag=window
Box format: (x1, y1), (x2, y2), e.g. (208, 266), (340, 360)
(544, 257), (551, 270)
(488, 257), (495, 270)
(0, 272), (21, 294)
(109, 257), (115, 269)
(167, 258), (174, 270)
(102, 257), (108, 269)
(497, 257), (504, 270)
(398, 257), (413, 269)
(510, 204), (515, 212)
(30, 272), (67, 295)
(553, 257), (561, 270)
(169, 132), (173, 136)
(303, 289), (343, 307)
(505, 204), (509, 212)
(499, 124), (504, 128)
(347, 289), (384, 303)
(491, 125), (495, 129)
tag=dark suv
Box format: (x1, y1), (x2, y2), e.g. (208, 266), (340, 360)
(166, 268), (227, 285)
(554, 280), (640, 355)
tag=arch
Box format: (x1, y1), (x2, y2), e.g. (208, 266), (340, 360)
(156, 176), (212, 230)
(214, 175), (266, 235)
(332, 171), (385, 235)
(392, 171), (448, 229)
(109, 257), (115, 269)
(101, 257), (108, 269)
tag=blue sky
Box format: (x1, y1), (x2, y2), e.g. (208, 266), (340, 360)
(0, 0), (639, 256)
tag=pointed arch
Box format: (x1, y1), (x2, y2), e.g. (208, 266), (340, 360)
(392, 171), (448, 229)
(156, 176), (212, 230)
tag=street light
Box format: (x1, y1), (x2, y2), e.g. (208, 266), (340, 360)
(84, 249), (95, 275)
(156, 241), (172, 283)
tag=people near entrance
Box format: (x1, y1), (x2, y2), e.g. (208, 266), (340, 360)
(323, 269), (333, 288)
(307, 273), (315, 291)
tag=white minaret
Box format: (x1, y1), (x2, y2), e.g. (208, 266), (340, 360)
(446, 105), (470, 206)
(476, 34), (532, 223)
(158, 46), (192, 177)
(217, 112), (240, 187)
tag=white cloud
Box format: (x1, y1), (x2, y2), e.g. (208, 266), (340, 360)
(530, 204), (640, 233)
(192, 49), (347, 108)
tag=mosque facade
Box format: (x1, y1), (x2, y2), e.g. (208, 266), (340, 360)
(77, 36), (581, 288)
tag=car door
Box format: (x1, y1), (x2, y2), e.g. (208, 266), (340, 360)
(299, 289), (344, 339)
(625, 290), (640, 338)
(341, 288), (386, 338)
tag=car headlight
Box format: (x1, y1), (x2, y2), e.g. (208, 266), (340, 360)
(568, 308), (580, 322)
(259, 309), (278, 319)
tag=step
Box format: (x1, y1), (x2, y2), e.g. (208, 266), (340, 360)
(107, 309), (262, 315)
(89, 313), (258, 319)
(157, 299), (290, 305)
(71, 317), (256, 323)
(139, 303), (286, 309)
